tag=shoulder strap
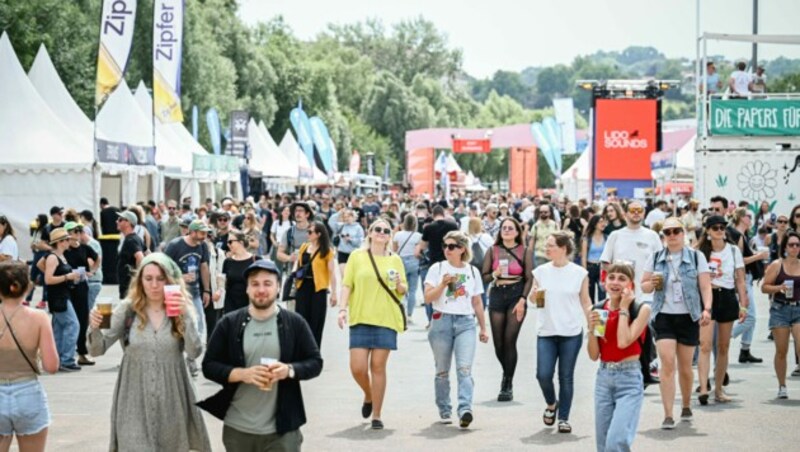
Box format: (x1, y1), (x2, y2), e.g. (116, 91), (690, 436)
(2, 312), (40, 375)
(500, 243), (524, 267)
(398, 232), (414, 255)
(692, 249), (698, 269)
(123, 308), (136, 347)
(287, 226), (295, 250)
(366, 250), (407, 331)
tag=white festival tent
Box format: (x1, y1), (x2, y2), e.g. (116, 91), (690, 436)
(0, 32), (98, 259)
(278, 130), (329, 186)
(248, 119), (296, 180)
(561, 148), (592, 201)
(27, 43), (153, 210)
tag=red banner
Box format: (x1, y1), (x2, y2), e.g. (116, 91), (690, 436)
(453, 138), (491, 153)
(594, 99), (657, 180)
(509, 147), (537, 194)
(407, 147), (435, 195)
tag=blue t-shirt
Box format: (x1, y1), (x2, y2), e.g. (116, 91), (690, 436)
(164, 237), (209, 289)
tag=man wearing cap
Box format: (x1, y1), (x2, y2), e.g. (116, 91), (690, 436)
(199, 259), (322, 451)
(277, 203), (313, 267)
(165, 220), (213, 345)
(39, 206), (65, 251)
(116, 211), (145, 300)
(160, 200), (182, 246)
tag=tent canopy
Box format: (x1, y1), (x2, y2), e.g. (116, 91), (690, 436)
(279, 130), (328, 185)
(248, 119), (296, 180)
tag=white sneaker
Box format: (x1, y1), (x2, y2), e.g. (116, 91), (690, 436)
(792, 365), (800, 377)
(778, 386), (788, 399)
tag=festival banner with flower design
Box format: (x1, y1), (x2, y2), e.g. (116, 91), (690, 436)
(710, 99), (800, 136)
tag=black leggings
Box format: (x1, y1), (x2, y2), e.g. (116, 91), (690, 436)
(295, 280), (328, 350)
(69, 283), (89, 356)
(490, 305), (525, 380)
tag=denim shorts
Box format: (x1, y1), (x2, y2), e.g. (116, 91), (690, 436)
(349, 324), (397, 350)
(0, 379), (50, 436)
(768, 302), (800, 330)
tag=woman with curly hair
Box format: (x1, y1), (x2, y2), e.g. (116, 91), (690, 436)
(87, 253), (211, 452)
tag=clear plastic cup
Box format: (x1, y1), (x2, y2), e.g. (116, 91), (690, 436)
(164, 285), (183, 317)
(260, 358), (277, 391)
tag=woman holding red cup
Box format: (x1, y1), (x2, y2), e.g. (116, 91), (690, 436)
(87, 253), (211, 451)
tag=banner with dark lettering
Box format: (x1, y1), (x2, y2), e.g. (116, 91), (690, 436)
(594, 99), (657, 180)
(95, 0), (138, 107)
(225, 110), (250, 158)
(96, 139), (155, 166)
(153, 0), (184, 122)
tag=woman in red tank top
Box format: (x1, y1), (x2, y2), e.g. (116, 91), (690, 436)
(587, 263), (651, 452)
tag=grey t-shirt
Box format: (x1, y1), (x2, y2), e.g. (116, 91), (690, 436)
(225, 308), (281, 434)
(393, 231), (422, 258)
(644, 249), (710, 314)
(280, 225), (310, 256)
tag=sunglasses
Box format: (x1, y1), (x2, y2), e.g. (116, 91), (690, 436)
(709, 225), (726, 232)
(372, 227), (391, 235)
(442, 243), (463, 251)
(168, 207), (176, 211)
(628, 208), (644, 214)
(218, 217), (229, 222)
(787, 242), (800, 248)
(777, 219), (788, 224)
(308, 230), (318, 235)
(227, 239), (238, 244)
(501, 226), (516, 232)
(662, 227), (683, 236)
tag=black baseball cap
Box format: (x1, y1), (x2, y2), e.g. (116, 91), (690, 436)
(704, 215), (728, 228)
(50, 206), (64, 215)
(244, 259), (282, 280)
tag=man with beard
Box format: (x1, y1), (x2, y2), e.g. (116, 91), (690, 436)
(200, 260), (322, 451)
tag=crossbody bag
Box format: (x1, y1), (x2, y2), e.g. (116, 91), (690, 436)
(367, 250), (408, 331)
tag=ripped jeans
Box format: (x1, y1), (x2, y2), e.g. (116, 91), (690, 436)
(428, 312), (477, 418)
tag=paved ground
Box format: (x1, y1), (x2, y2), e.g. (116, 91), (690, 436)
(20, 285), (800, 451)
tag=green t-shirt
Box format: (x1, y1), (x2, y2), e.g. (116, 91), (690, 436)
(224, 308), (281, 434)
(343, 249), (406, 333)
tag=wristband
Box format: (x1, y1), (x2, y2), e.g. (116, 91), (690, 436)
(619, 310), (630, 317)
(739, 306), (748, 313)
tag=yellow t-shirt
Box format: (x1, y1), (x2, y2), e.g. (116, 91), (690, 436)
(343, 249), (407, 333)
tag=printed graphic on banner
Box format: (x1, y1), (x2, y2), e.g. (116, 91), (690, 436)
(225, 110), (249, 158)
(96, 139), (155, 165)
(452, 138), (491, 153)
(594, 99), (657, 180)
(95, 0), (138, 107)
(153, 0), (184, 122)
(710, 99), (800, 136)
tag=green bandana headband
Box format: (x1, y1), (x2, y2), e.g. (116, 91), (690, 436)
(140, 252), (183, 281)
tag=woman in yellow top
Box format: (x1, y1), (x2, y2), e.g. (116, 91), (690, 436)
(294, 220), (337, 350)
(337, 218), (407, 430)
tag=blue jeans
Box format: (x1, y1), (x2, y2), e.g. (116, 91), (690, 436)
(420, 265), (433, 322)
(189, 286), (206, 340)
(402, 256), (420, 318)
(732, 273), (756, 347)
(52, 301), (79, 367)
(87, 281), (102, 312)
(536, 333), (583, 421)
(594, 366), (644, 452)
(428, 313), (476, 418)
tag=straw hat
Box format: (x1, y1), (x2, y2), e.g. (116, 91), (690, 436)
(49, 227), (69, 245)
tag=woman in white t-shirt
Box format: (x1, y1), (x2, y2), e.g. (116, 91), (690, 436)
(695, 215), (748, 405)
(424, 231), (489, 428)
(0, 215), (19, 261)
(530, 231), (591, 434)
(270, 205), (293, 266)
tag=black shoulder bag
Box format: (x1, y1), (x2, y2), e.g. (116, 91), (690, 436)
(282, 245), (319, 301)
(367, 250), (407, 331)
(2, 311), (40, 375)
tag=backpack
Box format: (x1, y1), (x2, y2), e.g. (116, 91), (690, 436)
(594, 299), (652, 387)
(470, 239), (485, 268)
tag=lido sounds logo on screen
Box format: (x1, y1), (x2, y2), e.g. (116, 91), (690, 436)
(602, 129), (648, 149)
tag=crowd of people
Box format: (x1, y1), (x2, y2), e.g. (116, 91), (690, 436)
(0, 190), (799, 451)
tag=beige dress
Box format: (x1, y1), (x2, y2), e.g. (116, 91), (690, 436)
(87, 301), (211, 452)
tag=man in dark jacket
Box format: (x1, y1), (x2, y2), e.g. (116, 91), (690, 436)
(200, 259), (322, 451)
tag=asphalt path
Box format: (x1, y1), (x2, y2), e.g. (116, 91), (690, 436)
(26, 284), (800, 451)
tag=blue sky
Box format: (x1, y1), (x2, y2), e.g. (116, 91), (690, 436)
(238, 0), (798, 78)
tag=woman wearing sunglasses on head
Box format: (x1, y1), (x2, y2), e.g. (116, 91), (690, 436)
(293, 221), (337, 349)
(220, 231), (260, 315)
(587, 263), (650, 451)
(423, 231), (489, 428)
(761, 230), (800, 399)
(642, 217), (712, 429)
(695, 215), (748, 405)
(481, 217), (532, 402)
(338, 219), (407, 430)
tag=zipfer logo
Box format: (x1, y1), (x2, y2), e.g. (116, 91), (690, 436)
(603, 130), (648, 149)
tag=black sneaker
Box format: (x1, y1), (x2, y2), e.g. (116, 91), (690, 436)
(661, 417), (676, 430)
(459, 412), (473, 429)
(59, 364), (81, 372)
(680, 407), (693, 421)
(371, 419), (384, 430)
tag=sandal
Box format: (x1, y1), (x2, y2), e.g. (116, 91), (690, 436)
(714, 392), (732, 403)
(543, 402), (558, 426)
(698, 394), (709, 406)
(558, 420), (572, 433)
